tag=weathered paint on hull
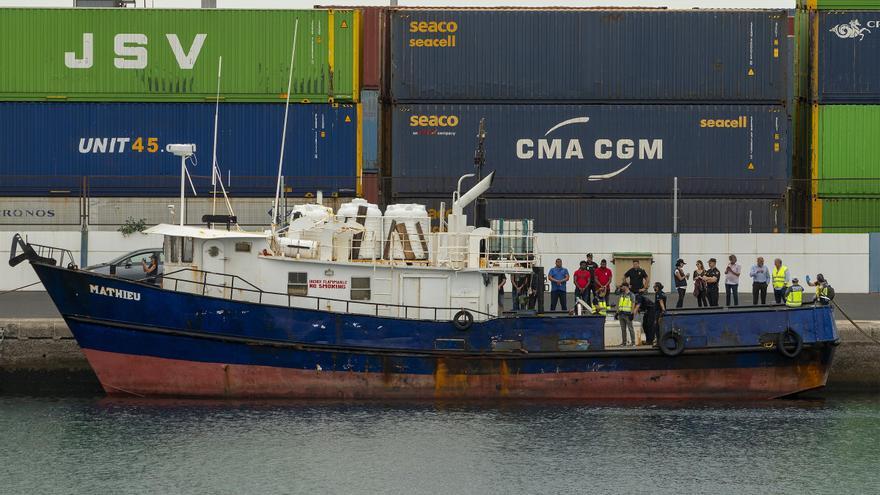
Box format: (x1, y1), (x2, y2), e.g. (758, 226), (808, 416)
(27, 262), (838, 401)
(83, 347), (834, 401)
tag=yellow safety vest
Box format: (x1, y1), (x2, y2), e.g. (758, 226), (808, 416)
(595, 300), (608, 316)
(772, 265), (788, 289)
(817, 285), (830, 303)
(786, 286), (803, 307)
(618, 295), (633, 314)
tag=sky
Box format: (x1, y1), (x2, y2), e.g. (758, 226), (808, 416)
(0, 1), (797, 9)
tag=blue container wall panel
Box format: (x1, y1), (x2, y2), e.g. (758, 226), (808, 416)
(361, 89), (379, 171)
(399, 197), (786, 234)
(390, 9), (790, 102)
(0, 102), (358, 197)
(390, 104), (791, 197)
(818, 11), (880, 103)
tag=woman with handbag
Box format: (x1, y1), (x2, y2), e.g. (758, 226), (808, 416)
(693, 260), (709, 308)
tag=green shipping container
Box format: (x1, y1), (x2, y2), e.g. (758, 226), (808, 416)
(816, 105), (880, 197)
(0, 8), (359, 102)
(808, 1), (880, 8)
(816, 198), (880, 232)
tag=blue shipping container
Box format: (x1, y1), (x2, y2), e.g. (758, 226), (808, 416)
(0, 102), (358, 196)
(390, 9), (790, 102)
(361, 89), (380, 171)
(818, 11), (880, 103)
(390, 103), (790, 197)
(409, 197), (786, 234)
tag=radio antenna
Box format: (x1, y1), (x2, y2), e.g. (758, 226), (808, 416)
(271, 18), (300, 235)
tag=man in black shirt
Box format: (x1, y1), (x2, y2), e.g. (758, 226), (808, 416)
(512, 272), (530, 311)
(704, 258), (721, 307)
(583, 253), (599, 303)
(624, 260), (648, 299)
(498, 273), (507, 312)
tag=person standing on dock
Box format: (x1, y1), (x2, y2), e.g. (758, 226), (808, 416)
(750, 257), (771, 305)
(512, 272), (529, 311)
(616, 283), (636, 346)
(724, 255), (741, 306)
(583, 253), (599, 302)
(693, 260), (709, 307)
(772, 258), (790, 304)
(704, 258), (721, 307)
(573, 261), (592, 305)
(643, 282), (667, 346)
(498, 273), (507, 312)
(674, 259), (688, 308)
(595, 259), (613, 295)
(624, 260), (649, 307)
(785, 278), (804, 308)
(548, 258), (570, 311)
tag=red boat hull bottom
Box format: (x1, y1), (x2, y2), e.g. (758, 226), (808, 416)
(82, 349), (832, 400)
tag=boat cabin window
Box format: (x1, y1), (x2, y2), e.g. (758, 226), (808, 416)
(165, 236), (179, 263)
(235, 242), (252, 253)
(164, 236), (194, 263)
(164, 236), (193, 263)
(287, 272), (308, 296)
(351, 277), (371, 301)
(182, 237), (193, 263)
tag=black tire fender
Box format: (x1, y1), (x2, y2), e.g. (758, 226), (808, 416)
(659, 329), (685, 357)
(777, 328), (803, 358)
(453, 310), (474, 331)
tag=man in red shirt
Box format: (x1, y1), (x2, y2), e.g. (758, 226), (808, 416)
(594, 259), (613, 294)
(573, 261), (592, 303)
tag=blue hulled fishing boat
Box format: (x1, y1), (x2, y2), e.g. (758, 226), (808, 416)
(9, 171), (838, 400)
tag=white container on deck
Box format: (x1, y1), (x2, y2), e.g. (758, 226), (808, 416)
(384, 203), (431, 260)
(290, 204), (333, 225)
(336, 198), (383, 260)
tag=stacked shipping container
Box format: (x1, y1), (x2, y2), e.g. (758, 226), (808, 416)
(358, 7), (383, 203)
(812, 7), (880, 232)
(0, 8), (362, 202)
(383, 9), (793, 233)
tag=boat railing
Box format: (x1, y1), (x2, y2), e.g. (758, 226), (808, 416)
(157, 267), (496, 321)
(27, 241), (78, 269)
(309, 231), (536, 270)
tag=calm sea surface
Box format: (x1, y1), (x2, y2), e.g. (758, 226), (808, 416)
(1, 395), (878, 495)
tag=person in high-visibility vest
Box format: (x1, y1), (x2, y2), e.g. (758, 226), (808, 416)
(772, 258), (790, 304)
(593, 286), (609, 316)
(807, 273), (833, 305)
(785, 278), (804, 307)
(616, 283), (636, 346)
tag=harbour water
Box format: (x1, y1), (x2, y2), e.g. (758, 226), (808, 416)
(1, 396), (878, 494)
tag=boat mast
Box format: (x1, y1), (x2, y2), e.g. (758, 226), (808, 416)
(211, 56), (222, 224)
(271, 18), (300, 235)
(207, 56), (240, 230)
(211, 56), (222, 222)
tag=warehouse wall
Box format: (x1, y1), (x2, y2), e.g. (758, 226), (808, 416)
(535, 232), (870, 293)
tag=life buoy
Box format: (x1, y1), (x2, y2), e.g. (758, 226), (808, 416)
(659, 329), (685, 357)
(453, 310), (474, 331)
(777, 328), (803, 358)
